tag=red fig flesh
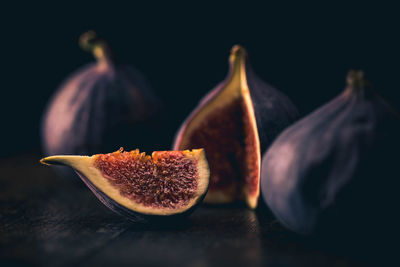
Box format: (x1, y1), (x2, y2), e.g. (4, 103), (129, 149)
(174, 46), (299, 208)
(40, 148), (210, 220)
(41, 31), (161, 181)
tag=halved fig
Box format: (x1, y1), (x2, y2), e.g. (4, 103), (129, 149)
(173, 45), (298, 208)
(40, 148), (210, 221)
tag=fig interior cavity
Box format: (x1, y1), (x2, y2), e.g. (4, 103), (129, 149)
(174, 45), (299, 208)
(94, 149), (198, 209)
(175, 48), (260, 207)
(181, 97), (258, 200)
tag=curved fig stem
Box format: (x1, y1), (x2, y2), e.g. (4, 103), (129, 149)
(229, 44), (248, 81)
(346, 70), (366, 93)
(229, 45), (247, 65)
(79, 31), (113, 67)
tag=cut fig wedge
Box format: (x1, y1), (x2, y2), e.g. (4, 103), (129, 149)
(173, 45), (299, 209)
(40, 148), (210, 221)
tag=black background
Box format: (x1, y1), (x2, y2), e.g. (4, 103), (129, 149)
(2, 2), (400, 157)
(1, 4), (400, 266)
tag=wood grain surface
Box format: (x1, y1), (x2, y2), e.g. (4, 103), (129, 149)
(0, 154), (388, 266)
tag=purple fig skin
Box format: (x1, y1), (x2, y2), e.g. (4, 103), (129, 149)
(261, 71), (400, 235)
(173, 46), (299, 207)
(174, 51), (299, 157)
(75, 171), (205, 222)
(41, 33), (161, 179)
(40, 148), (210, 222)
(42, 63), (160, 155)
(75, 171), (146, 222)
(245, 64), (299, 155)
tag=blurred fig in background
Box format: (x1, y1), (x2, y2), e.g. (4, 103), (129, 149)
(174, 45), (299, 209)
(41, 31), (162, 179)
(261, 70), (400, 238)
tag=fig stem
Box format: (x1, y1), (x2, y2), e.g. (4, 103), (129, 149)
(228, 44), (248, 81)
(229, 45), (247, 65)
(79, 31), (113, 66)
(346, 70), (366, 92)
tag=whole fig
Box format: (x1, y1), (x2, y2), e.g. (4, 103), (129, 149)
(261, 71), (400, 236)
(41, 31), (161, 178)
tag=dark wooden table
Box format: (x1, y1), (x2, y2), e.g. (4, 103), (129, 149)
(0, 154), (389, 266)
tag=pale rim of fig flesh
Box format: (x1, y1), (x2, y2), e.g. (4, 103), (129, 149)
(40, 149), (210, 216)
(173, 45), (260, 209)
